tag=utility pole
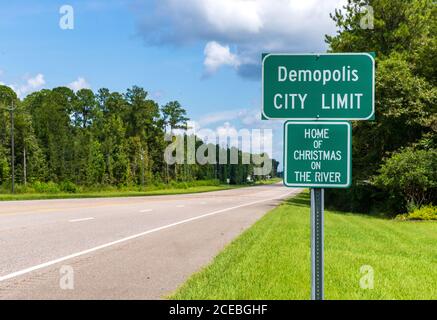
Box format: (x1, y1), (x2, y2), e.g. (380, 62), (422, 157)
(140, 148), (145, 188)
(10, 102), (15, 194)
(23, 145), (27, 186)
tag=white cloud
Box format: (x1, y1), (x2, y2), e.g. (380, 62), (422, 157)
(68, 77), (90, 91)
(9, 73), (46, 97)
(214, 122), (273, 157)
(134, 0), (347, 78)
(197, 109), (246, 127)
(216, 121), (239, 142)
(197, 108), (283, 130)
(204, 41), (240, 74)
(198, 0), (263, 35)
(193, 109), (281, 159)
(27, 73), (45, 88)
(240, 110), (262, 126)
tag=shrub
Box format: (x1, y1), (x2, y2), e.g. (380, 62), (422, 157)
(374, 147), (437, 211)
(0, 183), (33, 194)
(32, 181), (60, 193)
(325, 182), (395, 215)
(59, 181), (78, 193)
(396, 205), (437, 221)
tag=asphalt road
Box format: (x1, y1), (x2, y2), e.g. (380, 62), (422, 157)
(0, 183), (300, 299)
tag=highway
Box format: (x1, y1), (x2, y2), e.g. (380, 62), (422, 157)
(0, 183), (299, 299)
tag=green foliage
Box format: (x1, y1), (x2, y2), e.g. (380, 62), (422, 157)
(0, 144), (10, 184)
(59, 181), (79, 193)
(325, 0), (436, 214)
(0, 85), (17, 102)
(86, 140), (105, 185)
(374, 147), (437, 208)
(396, 205), (437, 221)
(0, 84), (278, 194)
(326, 0), (436, 81)
(326, 182), (384, 214)
(32, 181), (61, 193)
(161, 101), (189, 130)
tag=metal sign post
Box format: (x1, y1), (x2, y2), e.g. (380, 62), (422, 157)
(282, 121), (350, 301)
(310, 188), (324, 300)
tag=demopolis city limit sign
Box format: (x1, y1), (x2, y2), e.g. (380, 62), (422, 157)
(262, 53), (375, 120)
(263, 52), (375, 300)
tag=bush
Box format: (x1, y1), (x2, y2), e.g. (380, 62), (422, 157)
(374, 147), (437, 212)
(396, 205), (437, 221)
(32, 181), (60, 193)
(325, 182), (396, 215)
(59, 181), (79, 193)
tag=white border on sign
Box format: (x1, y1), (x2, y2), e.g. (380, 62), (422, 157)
(283, 121), (351, 188)
(261, 53), (375, 120)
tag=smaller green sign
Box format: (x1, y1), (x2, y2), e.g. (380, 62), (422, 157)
(284, 121), (351, 188)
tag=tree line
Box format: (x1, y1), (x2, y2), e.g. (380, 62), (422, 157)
(0, 85), (278, 191)
(325, 0), (436, 214)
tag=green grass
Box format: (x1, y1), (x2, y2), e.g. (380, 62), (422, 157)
(0, 178), (281, 201)
(0, 185), (235, 201)
(171, 191), (437, 300)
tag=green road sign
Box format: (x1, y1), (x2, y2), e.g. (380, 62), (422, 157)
(262, 53), (375, 120)
(284, 121), (351, 188)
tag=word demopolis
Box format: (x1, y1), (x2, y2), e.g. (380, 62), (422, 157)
(278, 65), (359, 85)
(164, 127), (273, 176)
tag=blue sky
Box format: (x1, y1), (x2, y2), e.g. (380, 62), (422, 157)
(0, 0), (345, 167)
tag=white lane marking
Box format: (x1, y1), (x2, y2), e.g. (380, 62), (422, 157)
(176, 205), (185, 208)
(139, 209), (153, 213)
(200, 201), (207, 205)
(68, 217), (95, 223)
(0, 189), (298, 283)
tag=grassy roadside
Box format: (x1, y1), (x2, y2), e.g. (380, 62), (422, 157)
(0, 178), (281, 201)
(171, 191), (437, 300)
